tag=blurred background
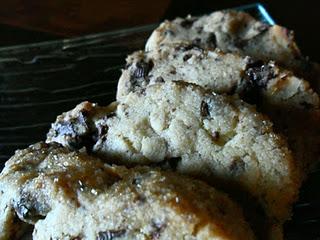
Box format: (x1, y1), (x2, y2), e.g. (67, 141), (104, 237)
(0, 0), (319, 61)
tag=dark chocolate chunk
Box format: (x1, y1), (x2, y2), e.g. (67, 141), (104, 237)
(97, 229), (126, 240)
(151, 220), (166, 240)
(229, 157), (245, 176)
(180, 18), (196, 28)
(133, 60), (154, 78)
(206, 33), (217, 49)
(245, 63), (276, 89)
(192, 38), (201, 46)
(245, 57), (264, 69)
(155, 76), (165, 83)
(51, 110), (91, 148)
(134, 194), (147, 204)
(170, 70), (176, 75)
(132, 176), (142, 187)
(14, 192), (49, 224)
(212, 131), (220, 141)
(175, 44), (203, 52)
(200, 101), (210, 117)
(168, 157), (181, 170)
(71, 237), (82, 240)
(97, 123), (108, 137)
(152, 157), (181, 171)
(183, 54), (192, 61)
(124, 63), (132, 69)
(106, 112), (116, 119)
(234, 39), (246, 48)
(196, 26), (203, 34)
(243, 59), (276, 94)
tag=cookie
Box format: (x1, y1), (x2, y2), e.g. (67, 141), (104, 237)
(0, 142), (255, 240)
(117, 45), (320, 172)
(145, 10), (320, 94)
(47, 82), (301, 239)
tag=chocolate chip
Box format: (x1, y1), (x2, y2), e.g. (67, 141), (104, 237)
(124, 63), (132, 69)
(71, 237), (82, 240)
(206, 33), (217, 49)
(97, 229), (126, 240)
(229, 157), (245, 176)
(212, 131), (220, 141)
(151, 220), (166, 240)
(134, 194), (147, 204)
(139, 88), (146, 96)
(150, 156), (181, 171)
(51, 109), (92, 150)
(132, 176), (142, 187)
(97, 123), (108, 137)
(155, 76), (164, 83)
(243, 58), (276, 92)
(169, 157), (181, 170)
(245, 63), (276, 89)
(170, 69), (176, 74)
(196, 26), (203, 34)
(55, 110), (87, 137)
(175, 44), (203, 52)
(234, 39), (246, 48)
(180, 18), (195, 28)
(133, 60), (154, 78)
(183, 54), (192, 61)
(192, 38), (201, 46)
(14, 192), (49, 224)
(200, 101), (210, 117)
(245, 58), (264, 69)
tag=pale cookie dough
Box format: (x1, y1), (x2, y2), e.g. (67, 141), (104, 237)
(47, 82), (301, 239)
(116, 45), (320, 172)
(145, 10), (320, 94)
(0, 142), (255, 240)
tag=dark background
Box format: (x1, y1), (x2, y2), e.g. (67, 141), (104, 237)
(0, 0), (319, 61)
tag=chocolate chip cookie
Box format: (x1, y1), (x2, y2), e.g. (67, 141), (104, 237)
(47, 82), (301, 239)
(0, 142), (255, 240)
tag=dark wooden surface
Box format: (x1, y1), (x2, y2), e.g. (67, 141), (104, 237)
(0, 0), (318, 61)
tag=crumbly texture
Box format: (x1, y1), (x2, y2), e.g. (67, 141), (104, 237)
(116, 46), (320, 173)
(47, 82), (301, 239)
(146, 11), (301, 68)
(0, 142), (255, 240)
(145, 10), (320, 94)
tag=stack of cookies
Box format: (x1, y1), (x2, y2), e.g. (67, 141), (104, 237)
(1, 10), (319, 240)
